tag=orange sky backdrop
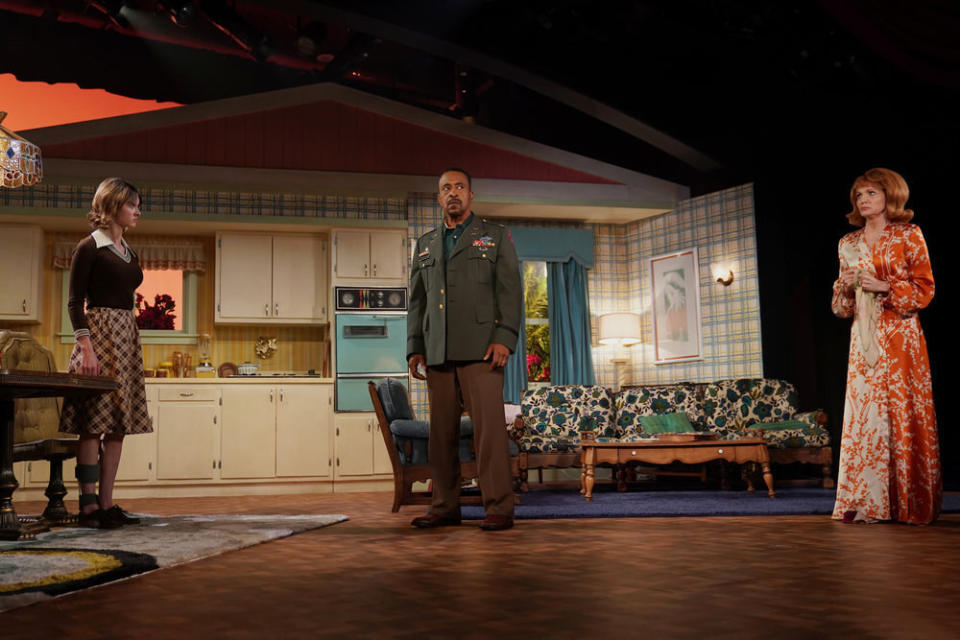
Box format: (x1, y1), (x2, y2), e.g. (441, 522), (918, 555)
(0, 74), (181, 132)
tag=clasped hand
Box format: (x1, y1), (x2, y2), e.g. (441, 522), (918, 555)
(839, 265), (890, 293)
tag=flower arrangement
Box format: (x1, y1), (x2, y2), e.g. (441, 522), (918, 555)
(136, 293), (176, 330)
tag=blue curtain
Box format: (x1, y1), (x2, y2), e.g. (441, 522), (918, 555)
(548, 259), (595, 385)
(503, 280), (528, 404)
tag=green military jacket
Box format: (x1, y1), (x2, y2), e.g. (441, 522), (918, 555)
(407, 216), (522, 366)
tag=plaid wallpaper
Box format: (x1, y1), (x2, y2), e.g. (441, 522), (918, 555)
(1, 183), (407, 220)
(590, 183), (762, 386)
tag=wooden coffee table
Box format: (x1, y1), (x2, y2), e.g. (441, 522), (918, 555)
(579, 432), (775, 501)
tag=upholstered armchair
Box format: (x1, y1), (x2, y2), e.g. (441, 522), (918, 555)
(368, 378), (519, 512)
(0, 330), (78, 523)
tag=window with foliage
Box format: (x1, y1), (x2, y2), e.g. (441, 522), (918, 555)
(523, 261), (550, 383)
(136, 269), (183, 330)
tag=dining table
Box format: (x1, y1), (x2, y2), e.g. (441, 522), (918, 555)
(0, 368), (118, 540)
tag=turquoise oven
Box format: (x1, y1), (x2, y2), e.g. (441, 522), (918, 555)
(335, 310), (408, 412)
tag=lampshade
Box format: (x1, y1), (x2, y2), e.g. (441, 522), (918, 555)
(598, 312), (642, 346)
(0, 111), (44, 189)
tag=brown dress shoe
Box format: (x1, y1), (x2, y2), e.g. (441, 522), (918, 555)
(410, 513), (461, 528)
(479, 514), (514, 531)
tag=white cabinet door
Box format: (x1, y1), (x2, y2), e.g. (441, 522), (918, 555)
(334, 230), (371, 278)
(334, 413), (375, 477)
(276, 385), (332, 478)
(217, 234), (273, 320)
(0, 225), (42, 322)
(156, 402), (219, 480)
(369, 230), (406, 280)
(220, 385), (277, 479)
(116, 398), (157, 482)
(273, 236), (321, 320)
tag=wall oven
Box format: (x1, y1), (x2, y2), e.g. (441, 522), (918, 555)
(334, 287), (408, 412)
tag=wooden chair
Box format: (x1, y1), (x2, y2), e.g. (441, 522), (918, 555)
(0, 330), (78, 524)
(368, 379), (479, 512)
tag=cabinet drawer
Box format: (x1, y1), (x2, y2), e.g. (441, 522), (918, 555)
(158, 387), (219, 402)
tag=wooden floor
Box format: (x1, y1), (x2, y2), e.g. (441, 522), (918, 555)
(4, 490), (960, 639)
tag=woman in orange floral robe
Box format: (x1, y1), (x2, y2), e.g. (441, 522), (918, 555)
(831, 168), (940, 524)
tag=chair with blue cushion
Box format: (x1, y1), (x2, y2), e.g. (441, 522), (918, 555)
(368, 378), (519, 512)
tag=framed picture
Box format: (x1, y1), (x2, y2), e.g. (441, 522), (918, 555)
(649, 247), (703, 363)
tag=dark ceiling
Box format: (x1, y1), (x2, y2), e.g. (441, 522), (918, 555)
(3, 0), (958, 192)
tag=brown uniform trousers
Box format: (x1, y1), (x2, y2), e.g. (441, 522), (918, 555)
(426, 361), (514, 517)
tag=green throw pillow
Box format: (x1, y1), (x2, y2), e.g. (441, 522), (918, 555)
(638, 412), (693, 434)
(752, 420), (809, 430)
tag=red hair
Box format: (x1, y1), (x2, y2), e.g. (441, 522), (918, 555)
(846, 167), (913, 226)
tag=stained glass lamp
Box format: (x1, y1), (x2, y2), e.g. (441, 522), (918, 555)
(0, 111), (44, 188)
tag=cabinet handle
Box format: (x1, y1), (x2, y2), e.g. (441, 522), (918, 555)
(372, 263), (377, 276)
(214, 415), (217, 424)
(336, 457), (340, 466)
(269, 390), (274, 402)
(265, 303), (269, 316)
(364, 264), (368, 276)
(22, 299), (27, 312)
(280, 390), (284, 402)
(275, 303), (279, 316)
(148, 462), (152, 470)
(213, 460), (216, 469)
(179, 392), (194, 397)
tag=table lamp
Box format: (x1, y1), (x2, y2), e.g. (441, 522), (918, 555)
(598, 312), (642, 389)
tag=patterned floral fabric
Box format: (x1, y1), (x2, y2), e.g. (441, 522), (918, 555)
(518, 385), (615, 453)
(516, 378), (830, 451)
(830, 222), (941, 524)
(614, 384), (699, 440)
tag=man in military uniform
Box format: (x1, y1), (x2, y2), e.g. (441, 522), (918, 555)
(407, 168), (522, 531)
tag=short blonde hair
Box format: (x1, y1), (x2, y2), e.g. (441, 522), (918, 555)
(846, 167), (913, 226)
(87, 177), (140, 229)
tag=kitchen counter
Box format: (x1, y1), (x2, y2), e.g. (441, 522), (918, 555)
(146, 376), (334, 384)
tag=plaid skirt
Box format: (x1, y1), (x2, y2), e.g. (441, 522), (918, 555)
(60, 307), (153, 436)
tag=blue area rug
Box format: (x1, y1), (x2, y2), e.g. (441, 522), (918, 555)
(461, 487), (960, 519)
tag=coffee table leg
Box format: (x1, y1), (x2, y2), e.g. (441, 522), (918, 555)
(761, 461), (776, 498)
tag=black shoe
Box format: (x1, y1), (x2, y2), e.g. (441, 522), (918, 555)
(77, 509), (122, 529)
(104, 505), (141, 525)
(410, 513), (461, 528)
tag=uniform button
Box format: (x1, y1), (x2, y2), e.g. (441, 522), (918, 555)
(440, 289), (445, 294)
(482, 253), (487, 258)
(439, 304), (444, 310)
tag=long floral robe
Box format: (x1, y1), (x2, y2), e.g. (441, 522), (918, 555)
(831, 222), (940, 524)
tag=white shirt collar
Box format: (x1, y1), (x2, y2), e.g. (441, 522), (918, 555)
(91, 228), (130, 250)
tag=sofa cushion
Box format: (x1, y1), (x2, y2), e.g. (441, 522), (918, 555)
(614, 383), (699, 440)
(724, 378), (799, 427)
(637, 412), (694, 434)
(748, 423), (831, 449)
(521, 385), (616, 445)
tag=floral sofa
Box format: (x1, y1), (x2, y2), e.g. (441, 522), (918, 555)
(510, 378), (832, 490)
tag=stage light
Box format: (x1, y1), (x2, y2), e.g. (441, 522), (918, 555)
(156, 0), (196, 27)
(295, 21), (327, 60)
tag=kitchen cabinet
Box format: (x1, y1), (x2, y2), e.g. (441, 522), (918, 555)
(115, 393), (157, 482)
(334, 412), (392, 478)
(0, 225), (43, 323)
(215, 232), (328, 324)
(219, 384), (333, 479)
(155, 386), (219, 481)
(220, 385), (277, 479)
(333, 229), (406, 281)
(276, 384), (333, 478)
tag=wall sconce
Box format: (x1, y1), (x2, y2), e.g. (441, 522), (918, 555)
(598, 312), (642, 389)
(711, 263), (735, 286)
(716, 270), (734, 286)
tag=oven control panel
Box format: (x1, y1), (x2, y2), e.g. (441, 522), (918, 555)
(335, 287), (407, 311)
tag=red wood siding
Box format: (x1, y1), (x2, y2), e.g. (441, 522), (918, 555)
(43, 101), (619, 184)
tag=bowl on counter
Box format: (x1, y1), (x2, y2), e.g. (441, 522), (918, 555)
(237, 362), (260, 376)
